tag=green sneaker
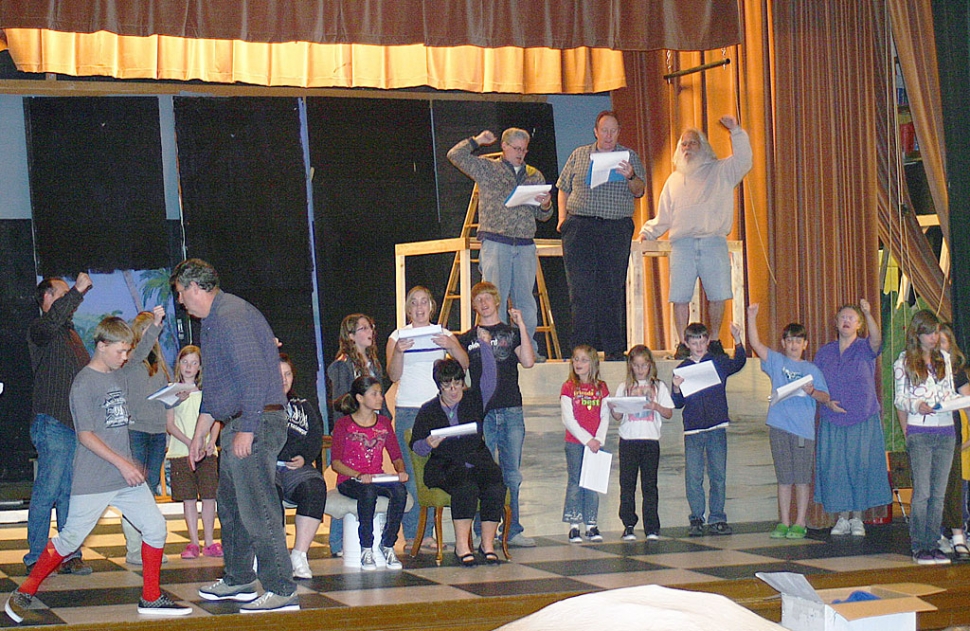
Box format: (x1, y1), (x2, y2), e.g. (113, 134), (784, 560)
(786, 524), (807, 539)
(770, 523), (789, 539)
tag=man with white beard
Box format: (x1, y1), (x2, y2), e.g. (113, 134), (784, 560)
(640, 115), (752, 359)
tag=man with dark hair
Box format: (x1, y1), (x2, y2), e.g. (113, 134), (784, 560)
(24, 273), (94, 576)
(171, 258), (298, 613)
(557, 111), (645, 360)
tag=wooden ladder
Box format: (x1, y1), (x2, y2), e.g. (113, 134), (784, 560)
(438, 160), (562, 359)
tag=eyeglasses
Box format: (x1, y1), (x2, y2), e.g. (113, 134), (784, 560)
(439, 380), (464, 391)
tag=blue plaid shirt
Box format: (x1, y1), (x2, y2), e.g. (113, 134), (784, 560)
(556, 142), (645, 220)
(199, 290), (286, 433)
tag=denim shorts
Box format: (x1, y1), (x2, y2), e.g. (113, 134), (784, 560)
(669, 236), (733, 303)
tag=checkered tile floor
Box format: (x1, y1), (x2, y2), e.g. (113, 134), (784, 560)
(0, 511), (920, 626)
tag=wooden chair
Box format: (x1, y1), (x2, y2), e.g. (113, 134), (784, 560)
(405, 430), (512, 565)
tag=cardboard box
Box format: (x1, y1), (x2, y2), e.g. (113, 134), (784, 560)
(757, 572), (943, 631)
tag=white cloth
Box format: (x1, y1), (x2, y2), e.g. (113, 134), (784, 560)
(614, 380), (673, 441)
(389, 325), (453, 407)
(496, 584), (785, 631)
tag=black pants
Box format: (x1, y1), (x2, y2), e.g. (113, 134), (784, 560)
(619, 438), (660, 534)
(561, 215), (633, 355)
(338, 479), (408, 548)
(440, 462), (506, 522)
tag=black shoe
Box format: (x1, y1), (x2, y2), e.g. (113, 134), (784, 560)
(604, 351), (625, 362)
(688, 519), (705, 537)
(59, 557), (93, 575)
(621, 526), (636, 541)
(673, 343), (690, 360)
(954, 542), (970, 562)
(708, 340), (727, 356)
(709, 522), (733, 535)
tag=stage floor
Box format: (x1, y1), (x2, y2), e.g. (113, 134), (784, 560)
(0, 512), (923, 627)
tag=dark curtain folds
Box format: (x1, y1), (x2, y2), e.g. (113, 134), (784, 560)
(0, 0), (741, 51)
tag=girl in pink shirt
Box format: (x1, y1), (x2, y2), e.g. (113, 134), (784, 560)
(331, 376), (409, 570)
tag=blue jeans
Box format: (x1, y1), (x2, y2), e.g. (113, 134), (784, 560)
(26, 414), (80, 566)
(563, 442), (598, 525)
(684, 428), (728, 524)
(479, 239), (538, 351)
(219, 411), (295, 596)
(907, 432), (955, 552)
(394, 406), (427, 540)
(129, 430), (167, 495)
(483, 406), (526, 538)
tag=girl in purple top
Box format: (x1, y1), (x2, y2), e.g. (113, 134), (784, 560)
(814, 299), (892, 538)
(331, 376), (409, 571)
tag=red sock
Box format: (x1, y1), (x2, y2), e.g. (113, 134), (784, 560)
(141, 543), (163, 602)
(21, 542), (64, 595)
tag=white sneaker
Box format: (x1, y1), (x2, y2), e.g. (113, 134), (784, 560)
(830, 517), (851, 536)
(938, 535), (954, 554)
(290, 549), (312, 579)
(848, 518), (865, 537)
(361, 548), (377, 571)
(381, 546), (402, 570)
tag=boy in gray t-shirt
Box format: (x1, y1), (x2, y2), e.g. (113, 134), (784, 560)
(5, 315), (192, 623)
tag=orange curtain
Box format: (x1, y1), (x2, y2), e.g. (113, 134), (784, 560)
(2, 28), (625, 93)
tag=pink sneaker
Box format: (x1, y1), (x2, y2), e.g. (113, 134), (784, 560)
(202, 543), (223, 558)
(181, 544), (200, 559)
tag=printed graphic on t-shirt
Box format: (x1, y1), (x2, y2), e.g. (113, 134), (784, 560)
(782, 366), (806, 383)
(286, 400), (310, 437)
(347, 426), (389, 462)
(466, 325), (518, 363)
(103, 389), (130, 428)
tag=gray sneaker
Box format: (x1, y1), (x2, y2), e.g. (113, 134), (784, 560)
(198, 578), (259, 602)
(507, 533), (537, 548)
(361, 548), (377, 571)
(381, 546), (402, 570)
(5, 591), (33, 623)
(239, 591), (299, 613)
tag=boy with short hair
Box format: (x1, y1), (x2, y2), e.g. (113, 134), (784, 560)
(5, 316), (191, 623)
(671, 321), (746, 536)
(746, 304), (830, 539)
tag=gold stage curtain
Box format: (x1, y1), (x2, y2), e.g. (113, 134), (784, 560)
(2, 28), (625, 93)
(0, 0), (741, 51)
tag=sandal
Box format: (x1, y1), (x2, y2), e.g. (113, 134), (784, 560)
(477, 545), (501, 565)
(954, 542), (970, 561)
(456, 552), (478, 567)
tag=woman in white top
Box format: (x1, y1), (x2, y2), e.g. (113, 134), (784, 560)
(387, 286), (468, 545)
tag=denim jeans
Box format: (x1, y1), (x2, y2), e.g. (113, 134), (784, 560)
(337, 479), (408, 548)
(219, 411), (295, 596)
(129, 430), (167, 495)
(25, 414), (79, 566)
(563, 442), (598, 525)
(907, 432), (955, 552)
(483, 406), (526, 538)
(394, 406), (430, 540)
(479, 239), (538, 351)
(684, 428), (728, 524)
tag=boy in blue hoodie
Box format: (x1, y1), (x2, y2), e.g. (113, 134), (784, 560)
(672, 322), (746, 536)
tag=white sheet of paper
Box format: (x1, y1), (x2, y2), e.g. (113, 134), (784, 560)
(430, 422), (478, 438)
(605, 396), (650, 415)
(589, 150), (629, 188)
(769, 375), (813, 406)
(370, 473), (403, 484)
(673, 361), (722, 397)
(146, 382), (195, 407)
(936, 395), (970, 413)
(505, 184), (552, 207)
(579, 446), (613, 494)
(399, 324), (445, 354)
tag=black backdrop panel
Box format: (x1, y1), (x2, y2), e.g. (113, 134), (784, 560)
(25, 97), (168, 277)
(431, 100), (570, 353)
(307, 97), (439, 364)
(0, 219), (42, 480)
(173, 97), (319, 401)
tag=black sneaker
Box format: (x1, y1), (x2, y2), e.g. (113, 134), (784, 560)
(568, 527), (582, 543)
(621, 526), (637, 541)
(688, 519), (705, 537)
(585, 526), (603, 542)
(137, 594), (192, 616)
(60, 556), (93, 575)
(709, 522), (733, 535)
(708, 340), (727, 356)
(673, 343), (690, 359)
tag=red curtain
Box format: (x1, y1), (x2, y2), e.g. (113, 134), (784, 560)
(0, 0), (741, 50)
